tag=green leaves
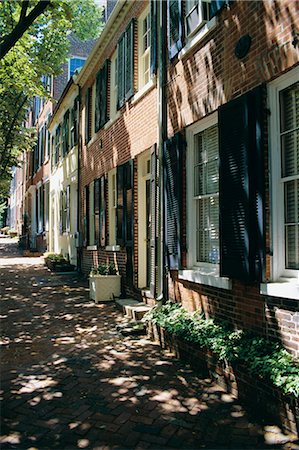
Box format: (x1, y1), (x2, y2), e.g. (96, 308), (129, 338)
(0, 0), (103, 196)
(144, 302), (299, 396)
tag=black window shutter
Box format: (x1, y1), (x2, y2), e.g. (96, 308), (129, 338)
(94, 179), (100, 245)
(95, 71), (101, 133)
(85, 88), (91, 144)
(219, 85), (265, 283)
(124, 160), (133, 245)
(150, 0), (158, 75)
(84, 185), (90, 247)
(125, 20), (135, 100)
(116, 165), (124, 245)
(117, 36), (125, 109)
(100, 176), (106, 247)
(74, 96), (79, 145)
(164, 133), (184, 270)
(150, 144), (158, 297)
(168, 0), (183, 60)
(100, 60), (109, 128)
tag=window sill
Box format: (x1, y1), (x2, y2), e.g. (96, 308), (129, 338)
(104, 112), (121, 130)
(105, 245), (120, 252)
(87, 245), (97, 251)
(179, 17), (217, 60)
(132, 78), (156, 105)
(178, 268), (231, 290)
(260, 278), (299, 300)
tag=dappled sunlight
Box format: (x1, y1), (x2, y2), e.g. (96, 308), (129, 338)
(1, 250), (297, 449)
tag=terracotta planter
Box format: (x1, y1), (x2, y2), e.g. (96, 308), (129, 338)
(89, 274), (121, 303)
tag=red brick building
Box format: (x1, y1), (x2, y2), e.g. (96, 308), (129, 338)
(75, 0), (298, 359)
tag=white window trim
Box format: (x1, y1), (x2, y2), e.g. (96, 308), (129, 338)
(180, 112), (231, 290)
(179, 16), (216, 60)
(138, 6), (151, 92)
(260, 67), (299, 300)
(109, 50), (118, 122)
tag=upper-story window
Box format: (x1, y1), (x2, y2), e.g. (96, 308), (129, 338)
(110, 51), (118, 120)
(95, 60), (109, 132)
(117, 20), (135, 109)
(69, 57), (86, 79)
(185, 0), (211, 36)
(168, 0), (229, 59)
(138, 8), (151, 89)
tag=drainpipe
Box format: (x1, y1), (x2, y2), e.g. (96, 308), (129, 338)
(157, 0), (168, 304)
(75, 83), (82, 273)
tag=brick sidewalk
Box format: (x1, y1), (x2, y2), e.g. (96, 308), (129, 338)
(0, 241), (298, 449)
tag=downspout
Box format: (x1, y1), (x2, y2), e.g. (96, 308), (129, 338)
(75, 83), (82, 273)
(157, 0), (168, 304)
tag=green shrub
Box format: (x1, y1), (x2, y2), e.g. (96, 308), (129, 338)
(144, 302), (299, 396)
(90, 262), (117, 276)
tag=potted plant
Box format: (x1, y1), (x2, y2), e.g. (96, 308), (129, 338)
(44, 253), (75, 272)
(89, 262), (121, 303)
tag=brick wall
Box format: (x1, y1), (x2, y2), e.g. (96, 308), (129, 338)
(166, 0), (299, 357)
(79, 1), (158, 301)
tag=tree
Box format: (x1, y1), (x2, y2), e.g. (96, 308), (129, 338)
(0, 0), (104, 195)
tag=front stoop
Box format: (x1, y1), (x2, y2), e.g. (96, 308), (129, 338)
(115, 298), (152, 335)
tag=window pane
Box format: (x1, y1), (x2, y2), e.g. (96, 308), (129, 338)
(280, 82), (299, 133)
(281, 130), (299, 178)
(69, 58), (86, 78)
(196, 196), (219, 264)
(285, 180), (296, 223)
(194, 125), (218, 196)
(285, 224), (299, 269)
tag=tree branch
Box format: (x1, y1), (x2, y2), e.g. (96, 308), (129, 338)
(0, 94), (28, 178)
(0, 0), (52, 60)
(19, 1), (29, 23)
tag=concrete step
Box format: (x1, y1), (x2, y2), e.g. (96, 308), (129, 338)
(115, 298), (152, 322)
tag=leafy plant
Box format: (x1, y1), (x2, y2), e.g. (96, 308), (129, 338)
(90, 262), (118, 276)
(144, 302), (299, 396)
(45, 253), (67, 263)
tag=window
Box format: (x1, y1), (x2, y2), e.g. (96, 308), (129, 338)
(95, 60), (109, 132)
(117, 161), (133, 246)
(110, 51), (118, 120)
(85, 88), (92, 144)
(269, 70), (299, 281)
(108, 168), (117, 245)
(188, 116), (219, 267)
(62, 110), (70, 156)
(89, 181), (95, 245)
(138, 8), (151, 89)
(37, 184), (44, 233)
(44, 182), (49, 232)
(185, 0), (211, 36)
(70, 97), (79, 148)
(117, 20), (135, 108)
(168, 0), (229, 59)
(94, 177), (106, 246)
(54, 125), (61, 166)
(69, 57), (86, 79)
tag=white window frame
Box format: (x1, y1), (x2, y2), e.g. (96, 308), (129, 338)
(138, 6), (151, 91)
(184, 0), (212, 38)
(179, 112), (231, 290)
(89, 181), (95, 246)
(68, 57), (86, 80)
(262, 67), (299, 300)
(110, 50), (118, 121)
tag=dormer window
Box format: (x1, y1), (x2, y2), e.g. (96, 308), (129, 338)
(68, 57), (86, 79)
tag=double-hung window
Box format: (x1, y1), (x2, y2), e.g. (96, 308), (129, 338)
(185, 0), (212, 36)
(110, 52), (118, 120)
(266, 68), (299, 298)
(138, 8), (151, 89)
(188, 115), (219, 268)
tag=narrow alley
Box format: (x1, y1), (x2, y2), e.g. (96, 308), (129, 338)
(0, 239), (297, 449)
